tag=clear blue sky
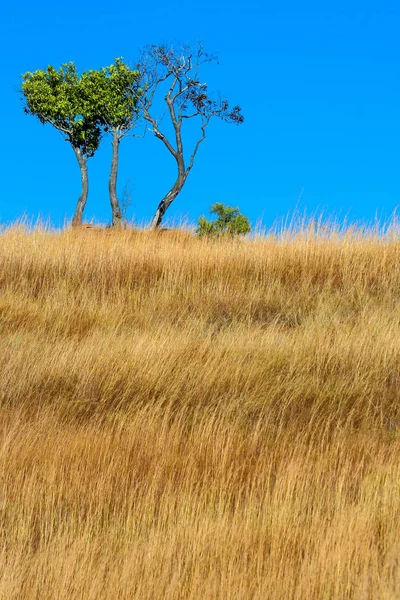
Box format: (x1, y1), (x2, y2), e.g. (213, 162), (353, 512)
(1, 0), (399, 229)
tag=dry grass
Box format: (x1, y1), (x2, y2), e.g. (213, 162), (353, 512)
(1, 223), (400, 599)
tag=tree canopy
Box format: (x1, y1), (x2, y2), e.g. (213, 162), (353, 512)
(21, 63), (101, 158)
(82, 58), (141, 135)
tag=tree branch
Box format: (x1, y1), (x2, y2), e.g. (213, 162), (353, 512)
(136, 42), (243, 228)
(187, 115), (212, 173)
(143, 109), (177, 158)
(165, 88), (184, 163)
(38, 114), (73, 137)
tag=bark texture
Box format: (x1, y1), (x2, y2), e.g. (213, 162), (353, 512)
(71, 148), (89, 227)
(149, 93), (190, 229)
(109, 132), (122, 227)
(151, 170), (187, 228)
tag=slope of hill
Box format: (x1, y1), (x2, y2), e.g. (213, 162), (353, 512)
(1, 225), (399, 599)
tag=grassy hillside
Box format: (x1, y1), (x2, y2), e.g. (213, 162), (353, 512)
(1, 224), (400, 599)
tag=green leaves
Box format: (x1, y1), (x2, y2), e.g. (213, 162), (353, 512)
(20, 58), (141, 157)
(197, 203), (251, 238)
(81, 58), (141, 133)
(21, 63), (101, 158)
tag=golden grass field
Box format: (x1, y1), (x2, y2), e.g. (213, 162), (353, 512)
(1, 223), (400, 599)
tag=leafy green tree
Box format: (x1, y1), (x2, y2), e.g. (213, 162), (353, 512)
(137, 43), (244, 228)
(197, 203), (251, 238)
(82, 59), (141, 226)
(21, 63), (102, 226)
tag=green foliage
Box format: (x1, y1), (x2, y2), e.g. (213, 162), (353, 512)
(21, 63), (101, 157)
(21, 58), (141, 154)
(82, 58), (141, 133)
(196, 203), (251, 238)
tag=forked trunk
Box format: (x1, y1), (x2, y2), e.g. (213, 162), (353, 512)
(71, 148), (89, 227)
(109, 132), (122, 227)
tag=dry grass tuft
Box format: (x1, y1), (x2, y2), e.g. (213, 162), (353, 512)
(1, 224), (400, 599)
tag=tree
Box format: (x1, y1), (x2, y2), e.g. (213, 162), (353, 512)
(197, 203), (251, 238)
(82, 59), (141, 226)
(137, 43), (244, 228)
(21, 63), (102, 226)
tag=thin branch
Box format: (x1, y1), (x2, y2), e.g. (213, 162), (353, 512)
(187, 115), (212, 173)
(38, 115), (73, 137)
(143, 109), (177, 158)
(181, 112), (201, 120)
(123, 125), (147, 139)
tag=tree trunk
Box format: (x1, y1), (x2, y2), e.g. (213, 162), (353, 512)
(109, 131), (123, 227)
(151, 167), (187, 229)
(71, 148), (89, 227)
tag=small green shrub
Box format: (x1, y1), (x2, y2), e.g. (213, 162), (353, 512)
(196, 203), (251, 238)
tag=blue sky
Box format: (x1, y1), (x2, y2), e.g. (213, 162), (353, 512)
(1, 0), (399, 229)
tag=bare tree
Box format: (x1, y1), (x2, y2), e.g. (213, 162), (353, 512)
(137, 43), (244, 228)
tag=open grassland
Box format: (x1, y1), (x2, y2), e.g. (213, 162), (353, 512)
(1, 224), (400, 599)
